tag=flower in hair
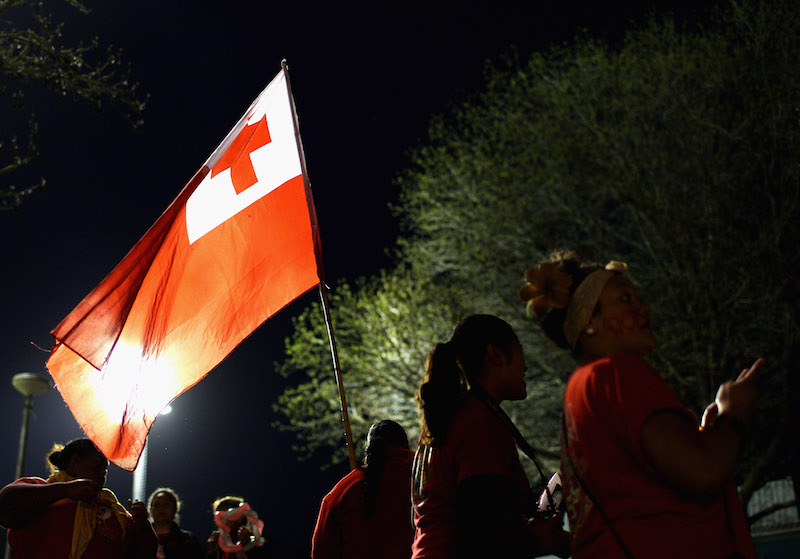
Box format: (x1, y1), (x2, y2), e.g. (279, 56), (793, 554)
(519, 262), (573, 317)
(605, 261), (627, 272)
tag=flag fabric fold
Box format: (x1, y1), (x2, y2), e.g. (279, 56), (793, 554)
(46, 68), (322, 471)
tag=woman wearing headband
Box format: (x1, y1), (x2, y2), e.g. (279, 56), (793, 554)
(521, 251), (761, 559)
(411, 314), (569, 559)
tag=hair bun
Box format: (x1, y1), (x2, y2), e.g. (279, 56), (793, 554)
(520, 262), (573, 318)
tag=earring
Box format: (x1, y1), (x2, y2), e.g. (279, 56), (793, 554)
(585, 327), (596, 335)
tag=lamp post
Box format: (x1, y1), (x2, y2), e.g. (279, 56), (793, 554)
(11, 373), (52, 480)
(131, 405), (171, 503)
(131, 440), (149, 503)
(6, 373), (51, 559)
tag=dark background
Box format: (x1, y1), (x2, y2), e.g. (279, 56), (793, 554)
(0, 2), (723, 556)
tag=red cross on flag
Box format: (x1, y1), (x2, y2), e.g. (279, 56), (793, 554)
(46, 67), (322, 470)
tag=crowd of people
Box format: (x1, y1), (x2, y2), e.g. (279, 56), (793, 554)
(0, 250), (763, 558)
(0, 439), (269, 559)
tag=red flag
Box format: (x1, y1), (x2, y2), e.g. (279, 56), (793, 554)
(46, 68), (322, 471)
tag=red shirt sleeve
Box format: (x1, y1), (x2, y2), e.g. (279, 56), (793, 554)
(311, 493), (341, 559)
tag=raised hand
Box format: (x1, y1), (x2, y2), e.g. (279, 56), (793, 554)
(128, 499), (149, 526)
(714, 358), (764, 423)
(128, 499), (158, 558)
(700, 402), (719, 430)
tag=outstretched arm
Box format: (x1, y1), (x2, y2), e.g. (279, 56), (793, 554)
(0, 479), (99, 529)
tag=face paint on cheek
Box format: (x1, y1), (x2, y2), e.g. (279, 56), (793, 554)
(603, 311), (639, 336)
(620, 311), (639, 333)
(603, 317), (623, 336)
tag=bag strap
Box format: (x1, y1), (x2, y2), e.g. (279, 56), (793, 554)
(561, 416), (634, 559)
(470, 385), (549, 489)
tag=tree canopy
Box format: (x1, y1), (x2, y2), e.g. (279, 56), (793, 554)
(274, 0), (799, 513)
(0, 0), (146, 210)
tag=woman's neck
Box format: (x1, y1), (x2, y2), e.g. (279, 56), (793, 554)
(471, 379), (502, 404)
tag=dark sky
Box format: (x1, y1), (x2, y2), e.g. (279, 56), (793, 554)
(0, 1), (723, 556)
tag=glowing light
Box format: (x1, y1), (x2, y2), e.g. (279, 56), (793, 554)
(92, 339), (181, 425)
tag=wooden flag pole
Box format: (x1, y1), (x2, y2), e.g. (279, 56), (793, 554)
(282, 59), (357, 470)
(318, 283), (357, 470)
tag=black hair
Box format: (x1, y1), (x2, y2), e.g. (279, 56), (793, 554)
(148, 487), (182, 523)
(416, 314), (517, 446)
(361, 420), (409, 517)
(47, 438), (103, 474)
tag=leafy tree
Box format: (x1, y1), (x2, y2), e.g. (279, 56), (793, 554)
(276, 0), (800, 515)
(275, 271), (470, 465)
(397, 0), (800, 505)
(1, 0), (146, 210)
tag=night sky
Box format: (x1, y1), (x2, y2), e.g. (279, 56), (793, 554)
(0, 2), (723, 556)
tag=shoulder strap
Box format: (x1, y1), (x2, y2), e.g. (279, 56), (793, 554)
(470, 385), (549, 489)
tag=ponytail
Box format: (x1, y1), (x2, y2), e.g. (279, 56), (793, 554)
(416, 315), (516, 446)
(417, 342), (467, 445)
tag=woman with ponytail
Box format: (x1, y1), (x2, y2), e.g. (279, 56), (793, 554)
(411, 314), (569, 559)
(521, 250), (761, 559)
(312, 419), (414, 559)
(0, 437), (157, 559)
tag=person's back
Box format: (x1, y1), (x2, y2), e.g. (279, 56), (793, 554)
(312, 420), (414, 559)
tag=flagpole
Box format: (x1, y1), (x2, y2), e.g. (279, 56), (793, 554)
(281, 59), (357, 470)
(318, 283), (357, 470)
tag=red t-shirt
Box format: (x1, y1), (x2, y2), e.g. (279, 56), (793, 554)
(311, 446), (414, 559)
(6, 477), (132, 559)
(562, 354), (756, 559)
(411, 395), (530, 558)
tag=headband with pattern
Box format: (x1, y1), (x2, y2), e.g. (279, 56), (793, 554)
(520, 260), (627, 348)
(562, 261), (627, 348)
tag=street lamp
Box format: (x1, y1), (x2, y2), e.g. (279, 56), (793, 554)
(131, 404), (172, 503)
(11, 373), (52, 480)
(6, 373), (51, 559)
